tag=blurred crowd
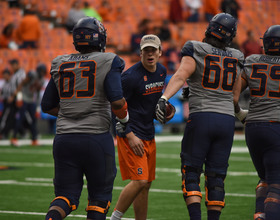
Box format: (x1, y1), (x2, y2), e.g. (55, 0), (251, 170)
(0, 0), (266, 142)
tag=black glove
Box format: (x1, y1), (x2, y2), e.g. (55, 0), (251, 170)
(182, 86), (189, 99)
(155, 97), (167, 124)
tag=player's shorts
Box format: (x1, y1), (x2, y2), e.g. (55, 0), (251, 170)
(181, 112), (235, 174)
(245, 122), (280, 184)
(53, 132), (117, 208)
(116, 135), (156, 182)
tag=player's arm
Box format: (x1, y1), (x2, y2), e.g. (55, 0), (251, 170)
(156, 56), (195, 124)
(41, 77), (60, 117)
(163, 56), (195, 100)
(233, 71), (248, 123)
(104, 56), (129, 123)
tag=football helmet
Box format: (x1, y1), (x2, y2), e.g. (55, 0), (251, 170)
(262, 25), (280, 55)
(205, 13), (237, 44)
(72, 17), (107, 52)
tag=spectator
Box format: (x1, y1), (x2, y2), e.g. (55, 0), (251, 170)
(16, 9), (41, 49)
(185, 0), (202, 22)
(0, 23), (18, 50)
(82, 1), (102, 21)
(241, 30), (263, 57)
(98, 0), (115, 22)
(163, 39), (181, 74)
(11, 63), (47, 146)
(169, 0), (184, 24)
(0, 69), (16, 139)
(8, 59), (26, 146)
(156, 19), (172, 42)
(65, 1), (86, 33)
(204, 0), (219, 22)
(220, 0), (241, 20)
(130, 18), (152, 59)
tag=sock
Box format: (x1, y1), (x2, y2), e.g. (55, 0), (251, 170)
(110, 209), (123, 220)
(187, 203), (201, 220)
(255, 197), (265, 213)
(207, 210), (221, 220)
(45, 210), (62, 220)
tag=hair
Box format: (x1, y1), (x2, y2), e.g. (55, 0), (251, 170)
(203, 35), (228, 50)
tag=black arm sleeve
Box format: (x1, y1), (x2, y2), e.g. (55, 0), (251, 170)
(41, 77), (60, 112)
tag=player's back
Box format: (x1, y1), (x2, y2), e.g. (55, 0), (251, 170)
(182, 40), (244, 116)
(51, 52), (116, 134)
(244, 54), (280, 122)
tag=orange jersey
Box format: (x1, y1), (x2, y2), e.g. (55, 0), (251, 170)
(116, 136), (156, 182)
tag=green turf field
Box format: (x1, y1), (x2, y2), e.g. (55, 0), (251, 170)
(0, 134), (257, 220)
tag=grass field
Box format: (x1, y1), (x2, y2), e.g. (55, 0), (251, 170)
(0, 133), (258, 220)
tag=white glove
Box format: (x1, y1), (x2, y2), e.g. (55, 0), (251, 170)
(235, 108), (248, 124)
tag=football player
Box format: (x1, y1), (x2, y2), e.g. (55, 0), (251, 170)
(110, 35), (167, 220)
(234, 25), (280, 220)
(155, 13), (244, 219)
(41, 17), (128, 220)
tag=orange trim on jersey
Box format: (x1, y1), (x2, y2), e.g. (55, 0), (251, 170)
(112, 102), (128, 120)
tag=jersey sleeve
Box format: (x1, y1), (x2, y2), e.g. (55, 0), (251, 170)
(181, 41), (194, 58)
(104, 55), (125, 102)
(41, 77), (60, 112)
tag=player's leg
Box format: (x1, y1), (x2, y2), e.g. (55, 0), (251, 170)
(204, 113), (235, 220)
(45, 134), (84, 220)
(181, 113), (211, 220)
(253, 180), (268, 220)
(246, 122), (280, 220)
(262, 124), (280, 220)
(85, 132), (117, 220)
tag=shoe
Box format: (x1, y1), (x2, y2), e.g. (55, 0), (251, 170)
(10, 138), (19, 147)
(31, 140), (39, 146)
(254, 212), (265, 220)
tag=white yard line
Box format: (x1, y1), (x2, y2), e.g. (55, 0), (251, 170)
(0, 134), (246, 146)
(0, 179), (255, 198)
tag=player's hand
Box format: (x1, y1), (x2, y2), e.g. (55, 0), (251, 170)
(235, 108), (248, 124)
(127, 132), (144, 157)
(155, 97), (167, 124)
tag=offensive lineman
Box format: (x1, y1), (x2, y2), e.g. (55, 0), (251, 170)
(41, 17), (128, 220)
(155, 13), (244, 219)
(234, 25), (280, 220)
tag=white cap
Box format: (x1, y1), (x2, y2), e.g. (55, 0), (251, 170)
(140, 34), (161, 50)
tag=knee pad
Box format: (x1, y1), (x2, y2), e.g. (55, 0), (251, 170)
(205, 172), (226, 208)
(86, 200), (111, 214)
(181, 165), (202, 200)
(50, 196), (77, 216)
